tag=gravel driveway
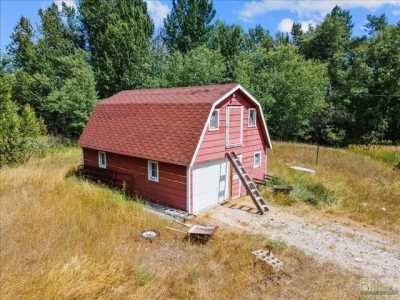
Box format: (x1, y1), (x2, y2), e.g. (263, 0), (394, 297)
(208, 205), (400, 291)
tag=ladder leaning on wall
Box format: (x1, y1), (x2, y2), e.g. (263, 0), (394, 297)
(226, 152), (269, 214)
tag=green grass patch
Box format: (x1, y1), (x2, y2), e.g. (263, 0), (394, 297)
(266, 173), (336, 207)
(348, 145), (400, 168)
(291, 181), (336, 206)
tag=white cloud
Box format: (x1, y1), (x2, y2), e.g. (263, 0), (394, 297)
(54, 0), (76, 11)
(300, 19), (317, 32)
(146, 0), (170, 28)
(278, 18), (317, 33)
(240, 0), (400, 20)
(278, 18), (294, 32)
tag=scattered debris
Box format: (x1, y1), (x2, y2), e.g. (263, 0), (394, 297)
(167, 221), (218, 243)
(145, 202), (192, 221)
(222, 201), (259, 215)
(272, 185), (293, 194)
(257, 271), (292, 286)
(140, 229), (159, 242)
(188, 224), (217, 236)
(253, 177), (267, 186)
(290, 166), (316, 175)
(264, 174), (275, 181)
(252, 249), (283, 272)
(164, 208), (191, 221)
(354, 257), (363, 263)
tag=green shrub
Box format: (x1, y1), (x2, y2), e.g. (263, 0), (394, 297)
(291, 179), (336, 206)
(0, 77), (45, 167)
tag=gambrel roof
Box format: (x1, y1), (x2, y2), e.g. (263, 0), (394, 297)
(78, 83), (271, 166)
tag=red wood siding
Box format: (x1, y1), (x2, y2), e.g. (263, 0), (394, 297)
(83, 148), (186, 210)
(194, 90), (267, 198)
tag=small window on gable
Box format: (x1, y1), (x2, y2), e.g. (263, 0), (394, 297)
(253, 152), (261, 168)
(98, 151), (106, 169)
(209, 109), (219, 130)
(248, 108), (257, 127)
(148, 160), (159, 182)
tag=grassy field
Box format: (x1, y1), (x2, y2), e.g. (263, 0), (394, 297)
(348, 144), (400, 168)
(0, 148), (361, 299)
(267, 142), (400, 233)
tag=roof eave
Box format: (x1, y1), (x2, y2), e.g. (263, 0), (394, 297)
(80, 144), (190, 167)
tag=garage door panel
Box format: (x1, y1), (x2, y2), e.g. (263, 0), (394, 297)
(192, 160), (229, 213)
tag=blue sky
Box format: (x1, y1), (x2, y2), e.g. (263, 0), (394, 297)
(1, 0), (400, 51)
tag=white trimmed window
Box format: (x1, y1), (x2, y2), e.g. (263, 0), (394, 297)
(248, 108), (257, 127)
(253, 152), (261, 168)
(148, 160), (159, 182)
(209, 109), (219, 130)
(98, 151), (106, 168)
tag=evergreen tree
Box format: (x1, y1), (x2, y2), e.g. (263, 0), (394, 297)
(300, 6), (353, 90)
(209, 21), (244, 80)
(365, 14), (387, 36)
(7, 17), (37, 73)
(38, 4), (77, 57)
(244, 25), (273, 51)
(275, 32), (290, 46)
(80, 0), (154, 97)
(163, 0), (215, 53)
(0, 76), (44, 166)
(291, 22), (303, 46)
(7, 4), (98, 138)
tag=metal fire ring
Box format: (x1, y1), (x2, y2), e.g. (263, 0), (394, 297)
(140, 229), (159, 242)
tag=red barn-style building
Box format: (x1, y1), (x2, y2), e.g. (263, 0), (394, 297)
(78, 83), (272, 214)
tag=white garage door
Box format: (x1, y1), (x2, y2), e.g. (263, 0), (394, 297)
(192, 159), (229, 213)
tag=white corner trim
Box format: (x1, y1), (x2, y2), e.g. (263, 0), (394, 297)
(186, 166), (191, 214)
(189, 84), (272, 168)
(253, 151), (262, 168)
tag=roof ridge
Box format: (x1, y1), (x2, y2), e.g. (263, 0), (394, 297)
(99, 83), (239, 105)
(117, 82), (237, 94)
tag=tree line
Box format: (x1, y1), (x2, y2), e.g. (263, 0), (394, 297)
(1, 0), (399, 166)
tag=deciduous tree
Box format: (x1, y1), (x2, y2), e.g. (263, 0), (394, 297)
(80, 0), (154, 97)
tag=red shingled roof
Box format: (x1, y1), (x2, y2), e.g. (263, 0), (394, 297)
(78, 83), (238, 166)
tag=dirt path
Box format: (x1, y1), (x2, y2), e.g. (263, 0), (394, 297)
(208, 205), (400, 291)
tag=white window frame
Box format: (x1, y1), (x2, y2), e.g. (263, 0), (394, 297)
(253, 151), (262, 168)
(248, 108), (257, 127)
(148, 160), (159, 182)
(208, 109), (219, 131)
(98, 151), (106, 169)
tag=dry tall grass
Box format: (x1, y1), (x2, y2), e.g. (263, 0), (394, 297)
(0, 148), (360, 299)
(268, 142), (400, 233)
